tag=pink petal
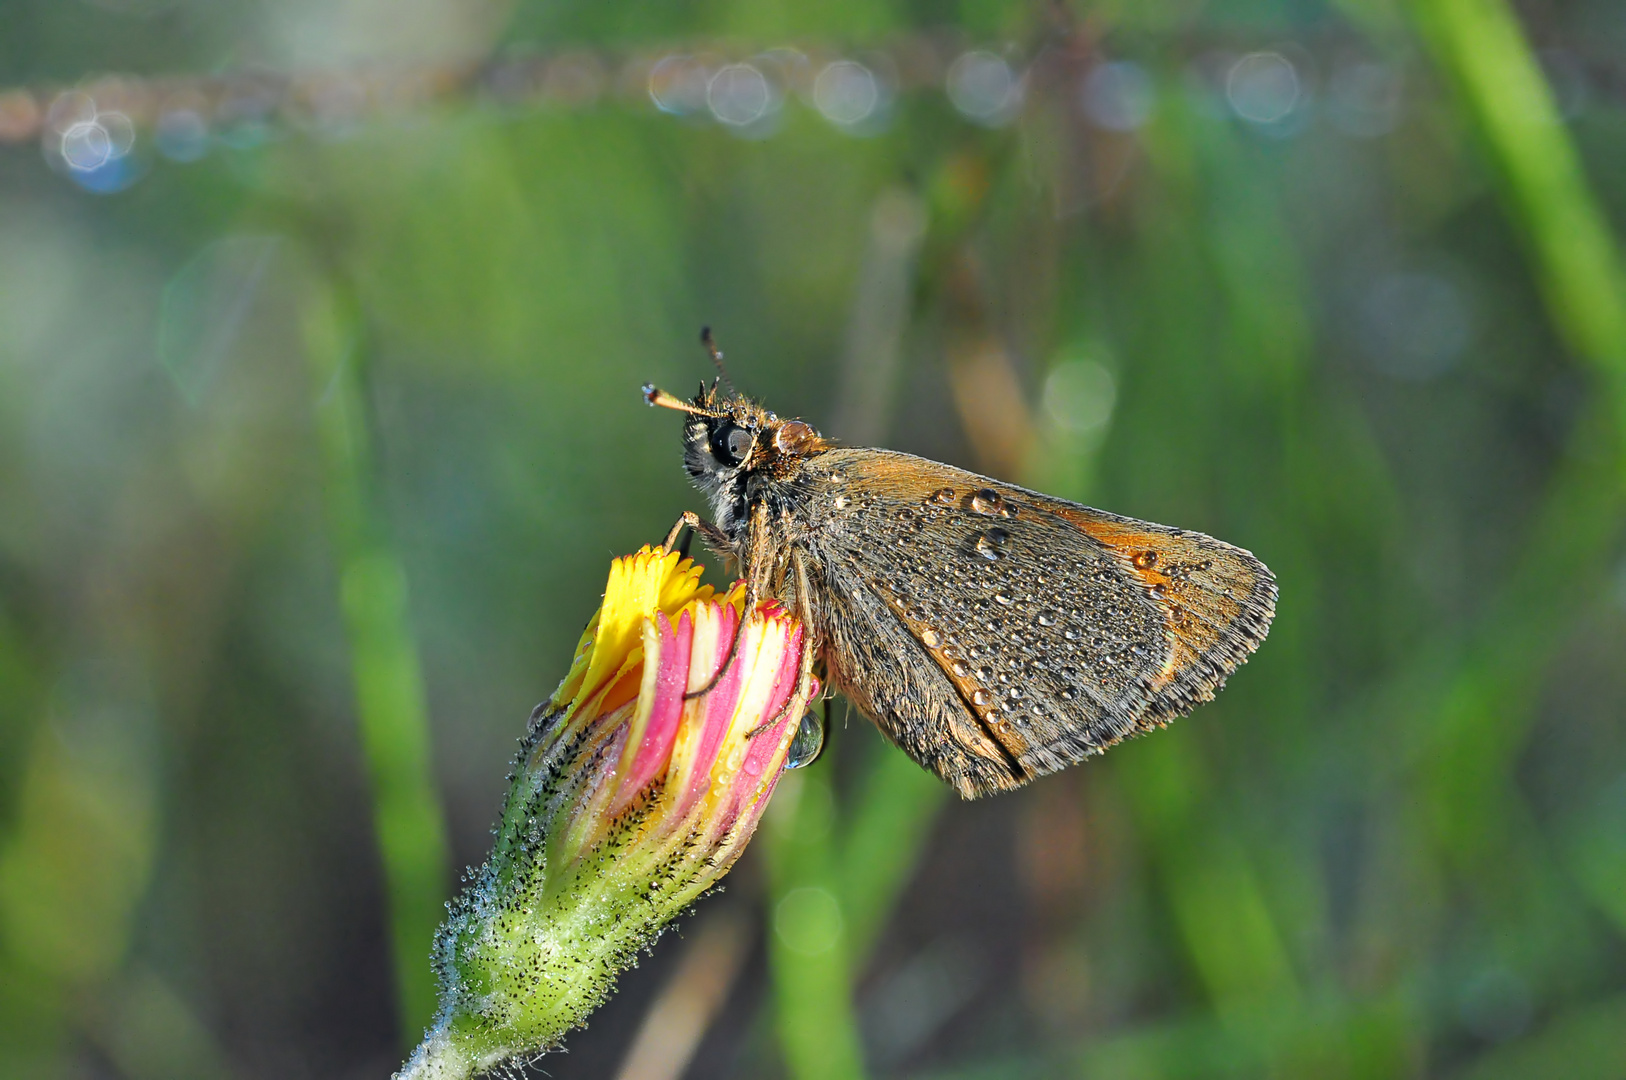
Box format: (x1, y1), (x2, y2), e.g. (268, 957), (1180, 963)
(736, 622), (804, 787)
(613, 610), (690, 812)
(675, 606), (749, 818)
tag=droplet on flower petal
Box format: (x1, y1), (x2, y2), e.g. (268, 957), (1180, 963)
(785, 708), (825, 769)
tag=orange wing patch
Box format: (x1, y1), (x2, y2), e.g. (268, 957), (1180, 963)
(1053, 512), (1271, 701)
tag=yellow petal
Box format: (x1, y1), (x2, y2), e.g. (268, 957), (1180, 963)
(575, 547), (700, 712)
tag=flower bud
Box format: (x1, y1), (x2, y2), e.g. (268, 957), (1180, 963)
(398, 546), (817, 1079)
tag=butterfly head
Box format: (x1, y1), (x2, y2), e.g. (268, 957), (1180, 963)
(643, 378), (831, 533)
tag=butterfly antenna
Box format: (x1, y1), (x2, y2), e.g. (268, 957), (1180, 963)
(700, 326), (737, 396)
(643, 383), (724, 417)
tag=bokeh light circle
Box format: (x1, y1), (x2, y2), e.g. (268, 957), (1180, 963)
(813, 60), (879, 127)
(946, 50), (1022, 126)
(707, 63), (771, 127)
(1226, 51), (1300, 124)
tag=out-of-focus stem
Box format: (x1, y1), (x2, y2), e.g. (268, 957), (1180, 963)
(303, 285), (450, 1045)
(613, 907), (751, 1080)
(1406, 0), (1626, 419)
(838, 747), (949, 960)
(765, 768), (867, 1080)
(763, 715), (947, 1080)
(1403, 0), (1626, 904)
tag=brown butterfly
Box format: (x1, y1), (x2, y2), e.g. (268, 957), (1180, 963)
(643, 333), (1276, 799)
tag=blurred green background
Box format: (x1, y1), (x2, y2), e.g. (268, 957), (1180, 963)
(2, 0), (1626, 1077)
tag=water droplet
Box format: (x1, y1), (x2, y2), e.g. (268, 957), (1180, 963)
(972, 688), (993, 706)
(785, 710), (826, 770)
(993, 593), (1012, 606)
(973, 527), (1012, 561)
(971, 488), (1004, 514)
(833, 495), (850, 510)
(930, 487), (955, 505)
(951, 660), (970, 677)
(1007, 686), (1025, 700)
(1152, 583), (1167, 597)
(1036, 610), (1056, 626)
(1061, 665), (1079, 680)
(920, 628), (941, 648)
(1031, 703), (1048, 717)
(1060, 686), (1079, 701)
(976, 666), (993, 681)
(776, 420), (815, 452)
(941, 645), (963, 660)
(1133, 550), (1158, 570)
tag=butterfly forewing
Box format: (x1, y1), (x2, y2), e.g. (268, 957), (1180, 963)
(789, 449), (1276, 798)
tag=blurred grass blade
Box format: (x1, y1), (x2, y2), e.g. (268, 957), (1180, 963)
(302, 285), (450, 1045)
(765, 767), (867, 1080)
(1403, 0), (1626, 933)
(613, 905), (751, 1080)
(1408, 0), (1626, 403)
(837, 742), (948, 960)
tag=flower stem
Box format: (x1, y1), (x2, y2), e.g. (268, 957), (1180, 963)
(394, 1029), (477, 1080)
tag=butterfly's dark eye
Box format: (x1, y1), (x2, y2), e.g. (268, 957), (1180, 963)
(716, 425), (753, 464)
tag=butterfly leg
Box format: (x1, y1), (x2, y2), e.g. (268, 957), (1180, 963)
(684, 501), (771, 700)
(659, 511), (731, 557)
